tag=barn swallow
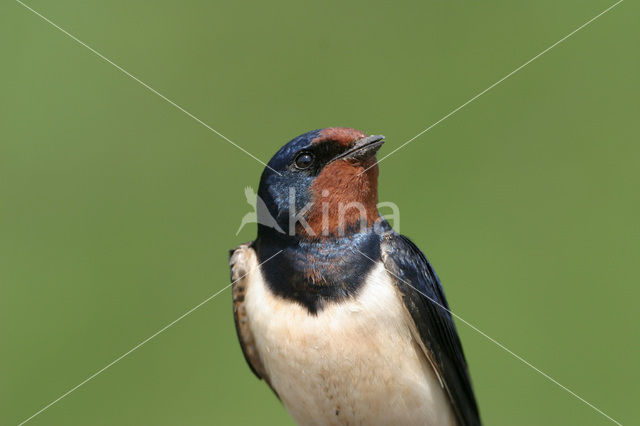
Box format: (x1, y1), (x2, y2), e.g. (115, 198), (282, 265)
(230, 127), (481, 425)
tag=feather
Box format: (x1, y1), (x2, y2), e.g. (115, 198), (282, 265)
(381, 232), (481, 426)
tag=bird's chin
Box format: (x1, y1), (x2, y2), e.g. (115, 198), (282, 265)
(349, 155), (378, 170)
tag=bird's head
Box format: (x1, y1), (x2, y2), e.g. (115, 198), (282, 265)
(257, 127), (385, 240)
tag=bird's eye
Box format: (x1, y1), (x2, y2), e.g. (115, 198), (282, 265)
(294, 152), (314, 170)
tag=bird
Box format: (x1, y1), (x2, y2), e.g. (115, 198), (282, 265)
(230, 127), (481, 425)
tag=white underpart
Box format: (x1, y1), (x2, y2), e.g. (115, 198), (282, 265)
(243, 252), (456, 426)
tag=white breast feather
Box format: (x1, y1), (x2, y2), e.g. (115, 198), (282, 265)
(241, 248), (456, 426)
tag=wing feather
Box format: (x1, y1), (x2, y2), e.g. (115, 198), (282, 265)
(230, 243), (276, 394)
(381, 232), (481, 426)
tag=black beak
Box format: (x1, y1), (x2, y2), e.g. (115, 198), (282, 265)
(333, 135), (385, 162)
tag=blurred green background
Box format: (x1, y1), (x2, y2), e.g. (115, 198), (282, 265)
(1, 0), (637, 424)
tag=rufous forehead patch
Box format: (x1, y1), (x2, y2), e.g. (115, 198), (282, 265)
(313, 127), (367, 147)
